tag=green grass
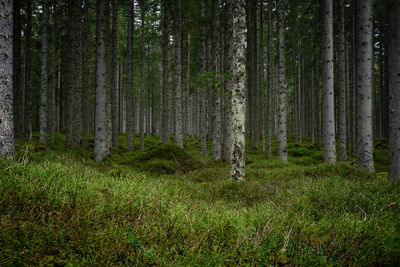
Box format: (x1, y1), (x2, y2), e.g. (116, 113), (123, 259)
(1, 133), (399, 266)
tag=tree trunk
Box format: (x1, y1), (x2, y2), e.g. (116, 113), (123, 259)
(50, 0), (58, 143)
(266, 0), (273, 157)
(0, 0), (14, 159)
(13, 0), (22, 139)
(230, 0), (246, 181)
(81, 0), (89, 149)
(321, 0), (337, 163)
(388, 0), (400, 182)
(111, 0), (119, 149)
(276, 0), (288, 161)
(174, 0), (183, 148)
(356, 0), (374, 171)
(40, 0), (50, 144)
(259, 0), (265, 151)
(338, 0), (347, 161)
(161, 0), (170, 144)
(24, 0), (33, 141)
(212, 0), (221, 160)
(199, 0), (207, 156)
(139, 0), (145, 149)
(126, 0), (135, 150)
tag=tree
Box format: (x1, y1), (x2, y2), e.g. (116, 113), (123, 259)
(50, 0), (58, 144)
(199, 0), (207, 156)
(321, 0), (336, 163)
(0, 0), (14, 159)
(82, 0), (89, 148)
(356, 0), (374, 171)
(139, 0), (146, 150)
(230, 0), (246, 181)
(276, 0), (288, 161)
(95, 0), (109, 161)
(161, 0), (170, 144)
(388, 0), (400, 182)
(174, 0), (183, 148)
(266, 0), (273, 157)
(337, 0), (347, 161)
(40, 0), (49, 144)
(126, 0), (135, 150)
(111, 0), (119, 149)
(24, 0), (33, 141)
(13, 0), (22, 139)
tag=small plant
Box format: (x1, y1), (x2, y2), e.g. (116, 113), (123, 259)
(124, 228), (142, 251)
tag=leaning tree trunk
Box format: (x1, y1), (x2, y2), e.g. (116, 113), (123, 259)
(356, 0), (374, 171)
(388, 0), (400, 182)
(94, 0), (108, 161)
(126, 0), (135, 150)
(230, 0), (246, 181)
(40, 0), (49, 144)
(212, 0), (221, 160)
(338, 0), (347, 161)
(160, 0), (170, 144)
(276, 0), (288, 161)
(111, 0), (119, 149)
(13, 0), (22, 139)
(81, 0), (89, 148)
(24, 0), (33, 141)
(174, 0), (183, 148)
(321, 0), (337, 163)
(0, 0), (14, 159)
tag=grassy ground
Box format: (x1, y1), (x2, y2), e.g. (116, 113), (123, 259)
(1, 133), (399, 266)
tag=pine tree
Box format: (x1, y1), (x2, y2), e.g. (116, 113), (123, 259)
(40, 0), (49, 144)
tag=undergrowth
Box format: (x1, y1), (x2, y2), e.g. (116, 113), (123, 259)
(0, 133), (399, 266)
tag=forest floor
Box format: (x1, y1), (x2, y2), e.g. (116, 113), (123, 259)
(1, 133), (399, 266)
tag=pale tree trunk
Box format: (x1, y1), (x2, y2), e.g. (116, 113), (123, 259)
(266, 0), (273, 157)
(40, 0), (50, 144)
(13, 0), (22, 139)
(222, 0), (233, 162)
(338, 0), (347, 161)
(277, 0), (288, 161)
(139, 0), (145, 149)
(0, 0), (14, 159)
(174, 0), (183, 148)
(161, 0), (170, 144)
(388, 0), (400, 182)
(111, 0), (119, 149)
(199, 0), (207, 156)
(67, 0), (82, 148)
(212, 0), (221, 160)
(230, 0), (246, 181)
(24, 1), (33, 141)
(126, 0), (135, 150)
(321, 0), (336, 163)
(356, 0), (374, 171)
(82, 0), (89, 149)
(95, 0), (108, 161)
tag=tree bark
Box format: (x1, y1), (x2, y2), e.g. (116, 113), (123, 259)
(81, 0), (89, 149)
(111, 0), (119, 149)
(338, 0), (347, 161)
(266, 0), (273, 157)
(126, 0), (135, 150)
(0, 0), (14, 159)
(40, 0), (50, 144)
(139, 0), (145, 149)
(199, 0), (207, 156)
(356, 0), (374, 171)
(24, 0), (33, 141)
(212, 0), (221, 159)
(321, 0), (337, 163)
(13, 0), (22, 139)
(174, 0), (183, 148)
(161, 0), (170, 144)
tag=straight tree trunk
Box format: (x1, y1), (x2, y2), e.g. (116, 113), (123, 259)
(81, 0), (89, 149)
(338, 0), (347, 161)
(40, 0), (50, 144)
(0, 0), (14, 159)
(351, 0), (356, 156)
(356, 0), (374, 171)
(111, 0), (119, 149)
(321, 0), (337, 163)
(139, 0), (145, 149)
(13, 0), (22, 139)
(24, 1), (33, 141)
(50, 0), (58, 143)
(161, 0), (170, 144)
(259, 0), (265, 152)
(94, 0), (108, 161)
(230, 0), (246, 181)
(266, 0), (273, 157)
(276, 0), (288, 161)
(126, 0), (135, 150)
(212, 0), (221, 160)
(199, 0), (207, 156)
(388, 0), (400, 182)
(252, 0), (259, 149)
(174, 0), (183, 148)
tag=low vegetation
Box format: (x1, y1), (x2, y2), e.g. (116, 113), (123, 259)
(1, 134), (399, 265)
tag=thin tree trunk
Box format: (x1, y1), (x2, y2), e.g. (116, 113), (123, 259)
(126, 0), (135, 150)
(24, 0), (33, 141)
(356, 0), (374, 171)
(266, 0), (273, 157)
(174, 0), (183, 147)
(161, 0), (170, 144)
(259, 0), (265, 151)
(82, 0), (89, 149)
(50, 0), (58, 143)
(338, 0), (347, 161)
(139, 0), (145, 149)
(212, 0), (221, 159)
(40, 0), (50, 144)
(199, 0), (207, 156)
(0, 0), (14, 159)
(321, 0), (337, 163)
(230, 0), (246, 181)
(13, 0), (22, 139)
(111, 0), (119, 149)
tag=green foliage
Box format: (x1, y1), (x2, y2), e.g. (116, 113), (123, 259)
(0, 134), (399, 265)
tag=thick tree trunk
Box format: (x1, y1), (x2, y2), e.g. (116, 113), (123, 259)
(13, 0), (22, 139)
(338, 0), (347, 161)
(276, 0), (288, 161)
(81, 0), (89, 149)
(111, 0), (119, 149)
(94, 0), (108, 161)
(174, 0), (183, 148)
(161, 0), (170, 144)
(321, 0), (336, 163)
(40, 0), (49, 144)
(212, 0), (221, 160)
(356, 0), (374, 171)
(24, 1), (33, 141)
(388, 0), (400, 181)
(0, 0), (14, 159)
(230, 0), (246, 181)
(266, 0), (273, 157)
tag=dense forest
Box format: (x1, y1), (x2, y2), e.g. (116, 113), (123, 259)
(1, 0), (400, 265)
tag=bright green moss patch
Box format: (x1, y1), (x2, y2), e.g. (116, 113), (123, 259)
(1, 134), (399, 265)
